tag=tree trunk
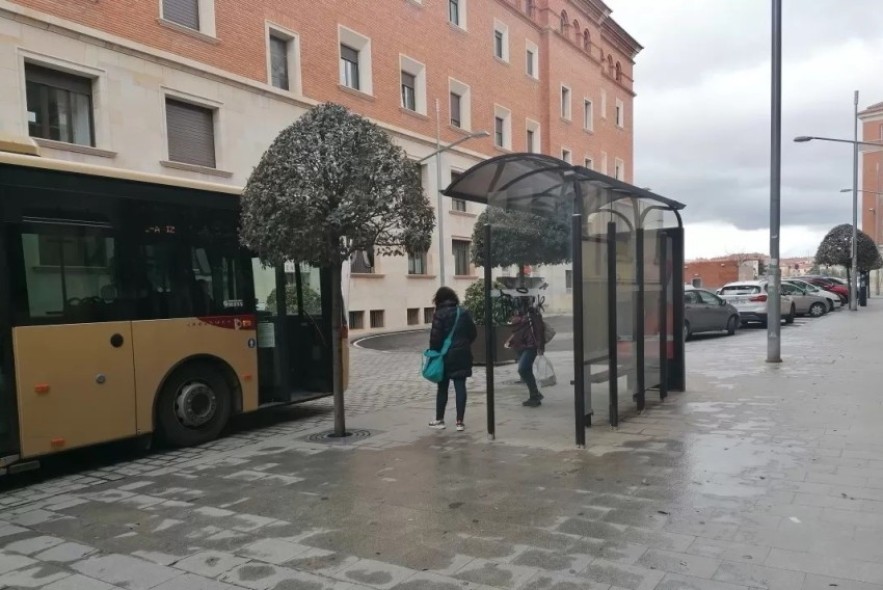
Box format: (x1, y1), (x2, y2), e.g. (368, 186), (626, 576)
(330, 262), (347, 437)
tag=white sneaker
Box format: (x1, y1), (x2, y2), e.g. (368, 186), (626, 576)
(428, 420), (446, 429)
(456, 422), (465, 432)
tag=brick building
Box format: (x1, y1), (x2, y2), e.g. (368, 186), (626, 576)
(859, 101), (883, 294)
(683, 254), (764, 291)
(0, 0), (640, 333)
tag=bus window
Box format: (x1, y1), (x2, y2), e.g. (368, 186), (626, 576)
(13, 220), (125, 324)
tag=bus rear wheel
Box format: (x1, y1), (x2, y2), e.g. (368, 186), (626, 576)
(157, 362), (232, 448)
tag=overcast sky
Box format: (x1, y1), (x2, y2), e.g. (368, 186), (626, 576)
(604, 0), (883, 259)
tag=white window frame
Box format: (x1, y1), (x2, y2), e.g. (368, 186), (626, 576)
(560, 84), (572, 120)
(493, 19), (510, 63)
(615, 98), (625, 128)
(159, 0), (216, 37)
(525, 40), (539, 79)
(17, 50), (112, 152)
(338, 26), (373, 95)
(614, 157), (625, 180)
(561, 148), (572, 164)
(601, 88), (608, 119)
(160, 87), (224, 171)
(448, 78), (472, 131)
(448, 0), (468, 30)
(525, 118), (540, 153)
(583, 98), (594, 131)
(583, 156), (593, 170)
(493, 104), (512, 150)
(399, 55), (427, 115)
(265, 23), (302, 96)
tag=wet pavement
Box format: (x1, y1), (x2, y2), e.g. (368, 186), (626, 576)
(0, 302), (882, 589)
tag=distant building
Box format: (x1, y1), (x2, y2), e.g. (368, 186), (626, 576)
(859, 101), (883, 295)
(683, 254), (765, 290)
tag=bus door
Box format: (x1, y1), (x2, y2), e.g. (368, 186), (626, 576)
(6, 216), (137, 458)
(0, 207), (19, 459)
(251, 259), (332, 403)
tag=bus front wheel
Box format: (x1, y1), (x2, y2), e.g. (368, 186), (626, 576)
(157, 362), (232, 448)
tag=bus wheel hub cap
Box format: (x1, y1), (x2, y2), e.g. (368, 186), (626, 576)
(176, 383), (217, 428)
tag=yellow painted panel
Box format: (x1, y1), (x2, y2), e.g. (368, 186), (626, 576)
(132, 316), (259, 433)
(14, 322), (136, 458)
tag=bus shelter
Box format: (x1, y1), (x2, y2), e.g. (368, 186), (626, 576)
(444, 154), (686, 447)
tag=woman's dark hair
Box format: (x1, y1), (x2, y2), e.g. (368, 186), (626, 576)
(433, 286), (459, 306)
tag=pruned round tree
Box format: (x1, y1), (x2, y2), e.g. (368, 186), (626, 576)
(240, 102), (434, 435)
(470, 207), (570, 276)
(814, 223), (883, 280)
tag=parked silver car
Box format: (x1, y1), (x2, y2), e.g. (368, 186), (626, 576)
(684, 288), (740, 340)
(781, 281), (832, 316)
(784, 278), (840, 312)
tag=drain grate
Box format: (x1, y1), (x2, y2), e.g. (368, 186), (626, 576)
(305, 429), (375, 443)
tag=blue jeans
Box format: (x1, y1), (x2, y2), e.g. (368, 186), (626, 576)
(437, 378), (467, 422)
(517, 348), (540, 398)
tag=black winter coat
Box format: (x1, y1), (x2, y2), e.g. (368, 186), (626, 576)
(429, 301), (478, 379)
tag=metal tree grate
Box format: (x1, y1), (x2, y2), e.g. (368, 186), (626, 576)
(305, 429), (375, 443)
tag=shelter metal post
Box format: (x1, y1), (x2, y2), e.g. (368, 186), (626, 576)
(483, 223), (495, 440)
(572, 213), (586, 447)
(658, 232), (669, 400)
(669, 227), (686, 391)
(635, 228), (645, 412)
(607, 221), (619, 428)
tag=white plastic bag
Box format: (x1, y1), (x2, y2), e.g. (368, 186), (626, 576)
(534, 355), (556, 387)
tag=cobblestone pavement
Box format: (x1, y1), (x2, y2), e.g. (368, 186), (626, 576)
(0, 303), (882, 589)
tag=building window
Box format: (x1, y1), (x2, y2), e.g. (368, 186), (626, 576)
(351, 250), (374, 274)
(615, 61), (623, 82)
(525, 40), (539, 79)
(526, 48), (535, 77)
(401, 71), (416, 111)
(493, 20), (509, 62)
(407, 308), (420, 326)
(408, 250), (427, 275)
(526, 0), (535, 17)
(340, 45), (360, 90)
(450, 91), (461, 127)
(561, 149), (572, 164)
(162, 0), (199, 30)
(370, 310), (385, 328)
(424, 307), (434, 323)
(560, 10), (569, 35)
(584, 157), (593, 170)
(601, 89), (607, 118)
(25, 64), (94, 147)
(493, 106), (511, 150)
(526, 119), (540, 153)
(566, 269), (573, 289)
(339, 27), (372, 94)
(614, 158), (624, 180)
(349, 311), (365, 330)
(583, 29), (591, 51)
(400, 56), (426, 114)
(449, 0), (460, 26)
(452, 199), (467, 212)
(615, 99), (625, 127)
(453, 240), (471, 276)
(561, 86), (571, 120)
(269, 34), (290, 90)
(583, 99), (593, 131)
(165, 98), (215, 168)
(449, 79), (471, 130)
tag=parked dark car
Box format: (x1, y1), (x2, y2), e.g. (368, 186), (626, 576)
(684, 287), (740, 340)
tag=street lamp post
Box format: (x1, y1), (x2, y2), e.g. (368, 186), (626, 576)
(794, 130), (883, 310)
(417, 113), (489, 287)
(768, 0), (783, 363)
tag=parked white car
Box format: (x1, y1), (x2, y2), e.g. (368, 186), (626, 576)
(784, 278), (840, 312)
(716, 281), (796, 327)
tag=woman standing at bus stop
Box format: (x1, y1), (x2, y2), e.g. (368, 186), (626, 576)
(506, 304), (545, 407)
(427, 287), (477, 431)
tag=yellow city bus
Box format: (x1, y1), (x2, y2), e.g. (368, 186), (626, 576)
(0, 146), (347, 473)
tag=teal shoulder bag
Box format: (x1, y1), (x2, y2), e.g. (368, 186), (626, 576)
(421, 307), (461, 383)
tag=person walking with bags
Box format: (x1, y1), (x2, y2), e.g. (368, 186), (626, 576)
(506, 304), (546, 407)
(427, 287), (477, 431)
